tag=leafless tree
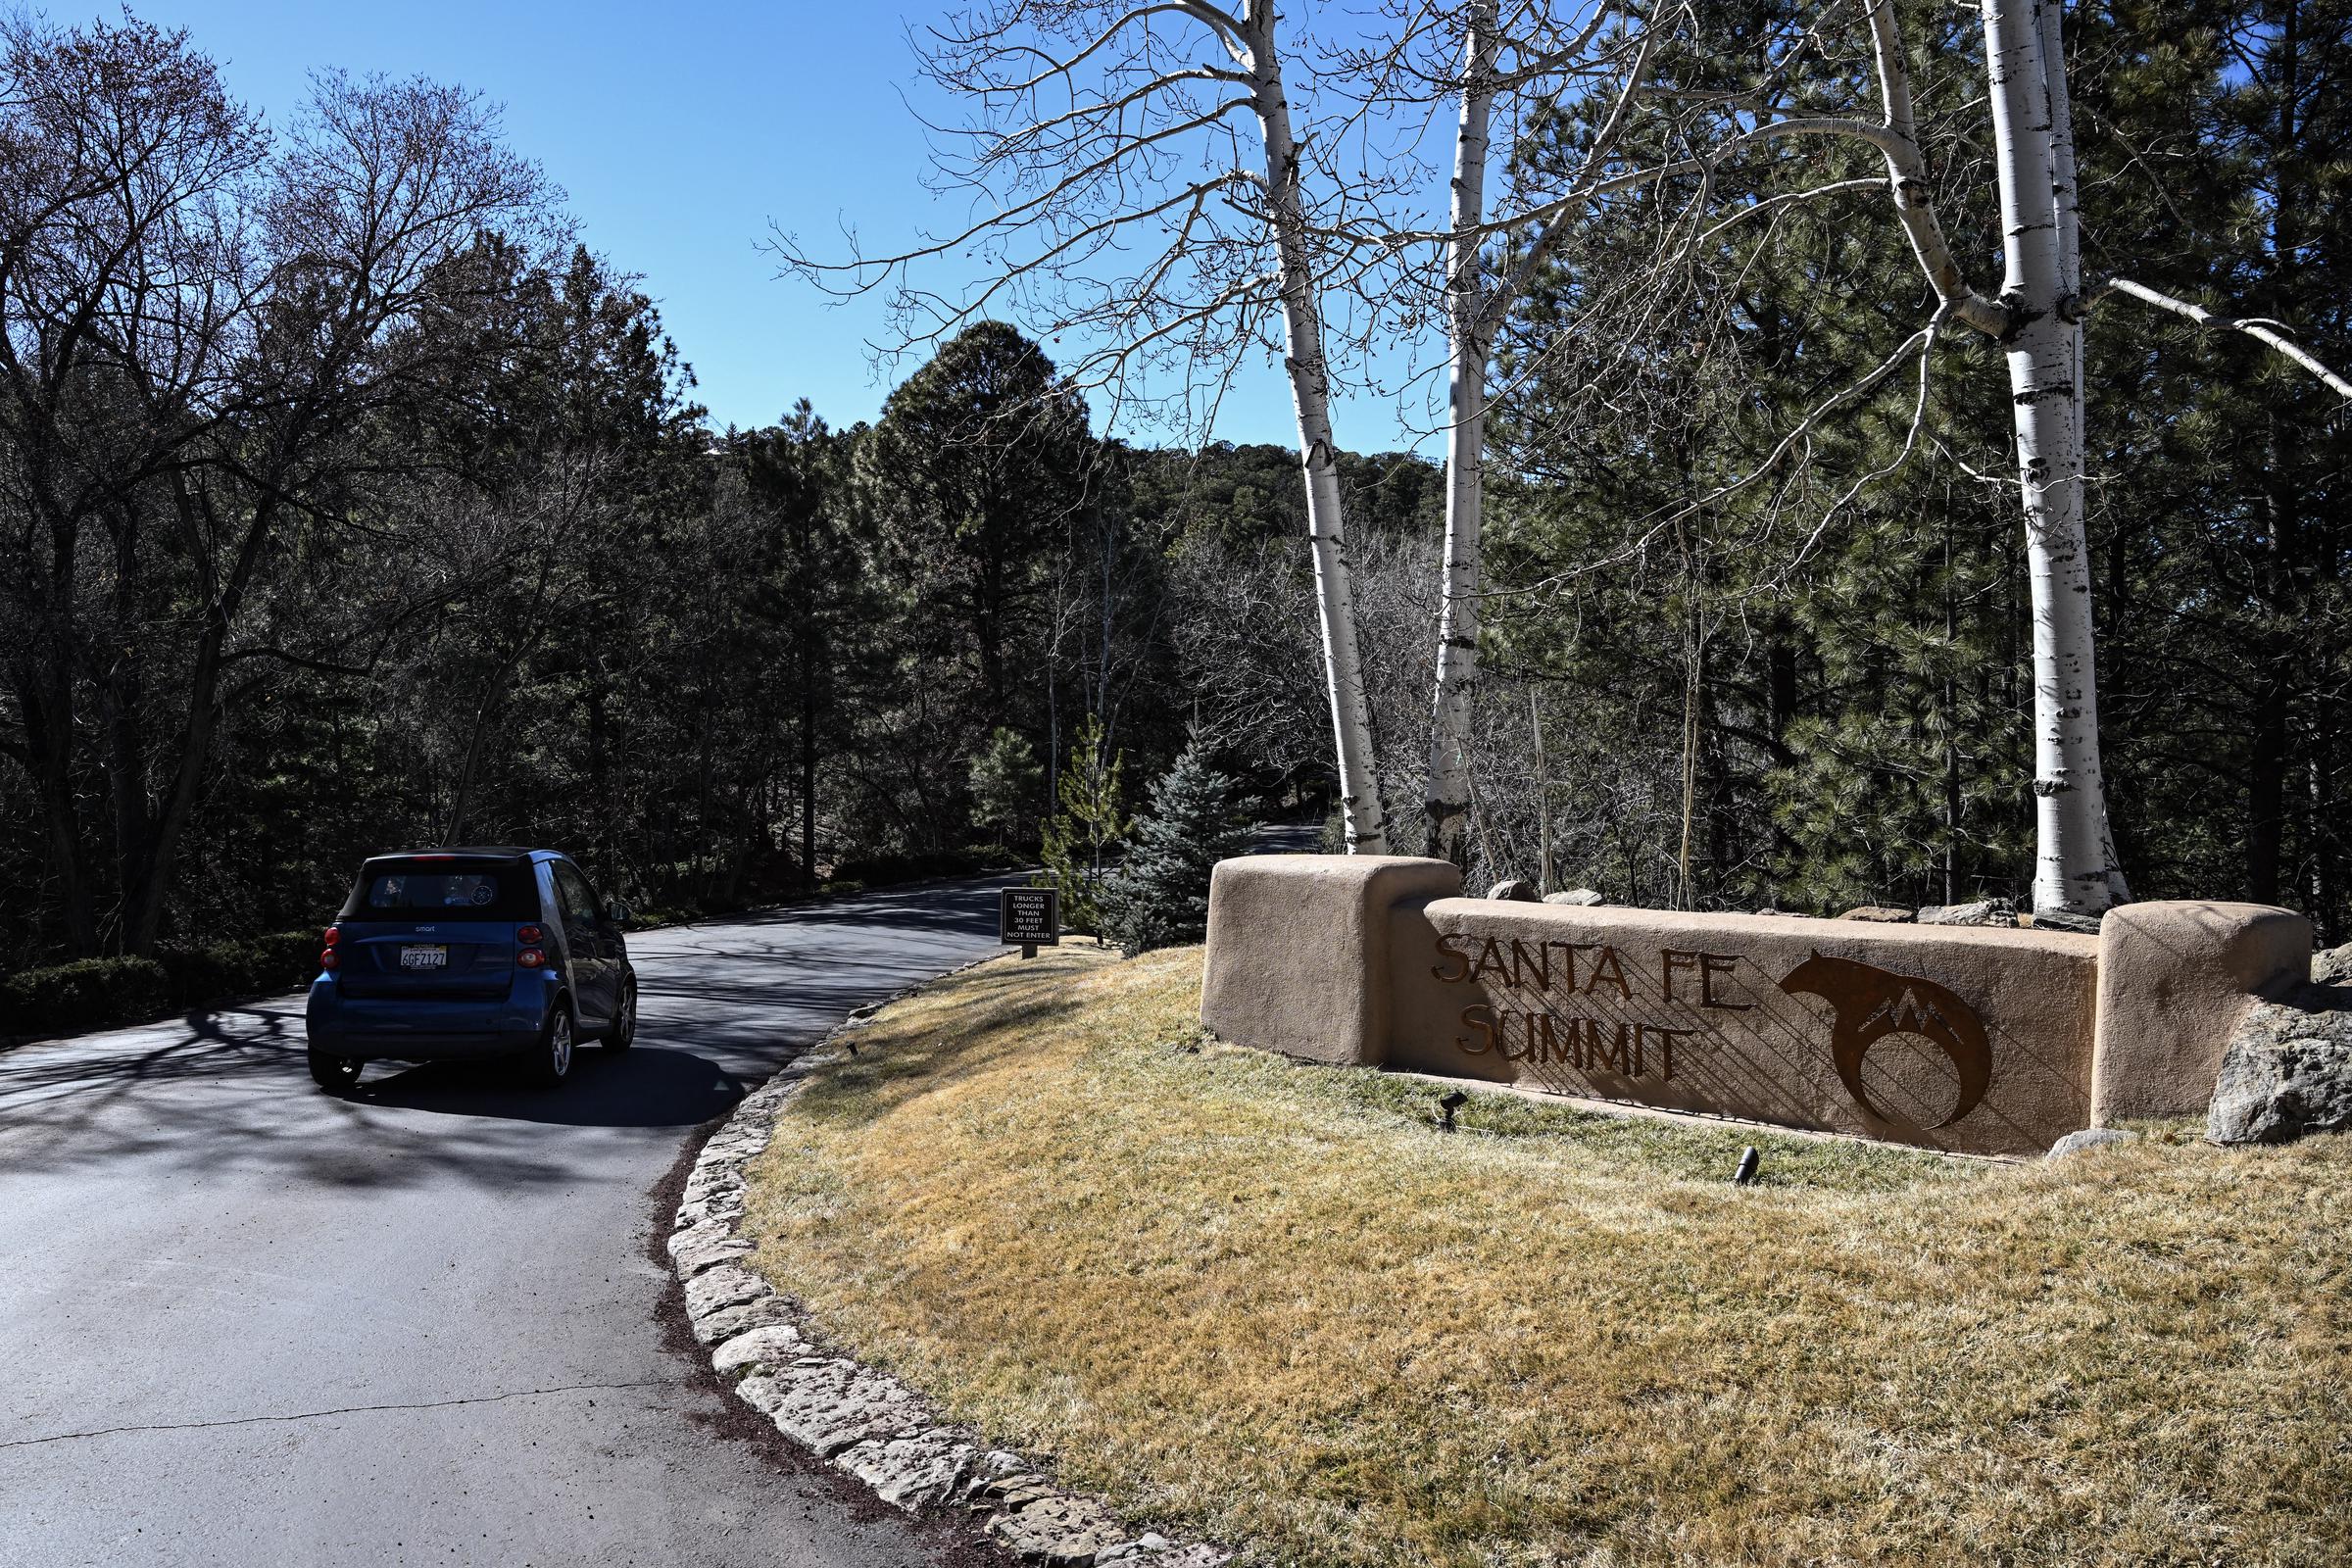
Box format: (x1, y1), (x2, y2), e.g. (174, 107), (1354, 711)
(0, 16), (553, 953)
(1314, 1), (1666, 867)
(771, 0), (1412, 850)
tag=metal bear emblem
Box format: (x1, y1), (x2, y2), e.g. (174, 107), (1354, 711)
(1777, 952), (1991, 1129)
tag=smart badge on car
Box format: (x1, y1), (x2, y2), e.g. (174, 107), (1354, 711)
(399, 945), (448, 969)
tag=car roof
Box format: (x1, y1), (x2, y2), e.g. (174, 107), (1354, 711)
(364, 846), (549, 861)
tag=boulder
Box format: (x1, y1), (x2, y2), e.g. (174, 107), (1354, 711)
(2047, 1127), (2136, 1158)
(2206, 998), (2352, 1145)
(1837, 906), (1914, 923)
(1544, 888), (1604, 906)
(1918, 898), (2018, 928)
(2312, 944), (2352, 987)
(1485, 879), (1540, 903)
(2027, 908), (2102, 934)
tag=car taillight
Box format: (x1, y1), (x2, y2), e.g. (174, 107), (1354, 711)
(517, 948), (546, 968)
(322, 925), (341, 947)
(319, 950), (340, 970)
(516, 924), (543, 945)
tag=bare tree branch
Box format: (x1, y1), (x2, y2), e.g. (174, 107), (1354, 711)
(2097, 276), (2352, 401)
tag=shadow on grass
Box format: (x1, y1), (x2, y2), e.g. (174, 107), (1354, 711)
(772, 949), (1974, 1196)
(1333, 1064), (1975, 1192)
(787, 976), (1087, 1127)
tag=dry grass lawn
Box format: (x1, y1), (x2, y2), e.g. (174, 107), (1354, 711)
(741, 945), (2352, 1568)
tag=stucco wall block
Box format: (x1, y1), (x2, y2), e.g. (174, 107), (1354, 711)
(2091, 901), (2312, 1125)
(1200, 859), (2305, 1156)
(1200, 855), (1462, 1065)
(1388, 900), (2099, 1156)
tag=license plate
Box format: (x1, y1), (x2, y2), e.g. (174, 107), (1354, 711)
(399, 945), (448, 970)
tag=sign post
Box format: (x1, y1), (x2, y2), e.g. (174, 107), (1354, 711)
(999, 887), (1060, 958)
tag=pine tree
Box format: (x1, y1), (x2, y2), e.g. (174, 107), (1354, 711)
(969, 727), (1044, 849)
(1102, 734), (1249, 956)
(1039, 714), (1129, 933)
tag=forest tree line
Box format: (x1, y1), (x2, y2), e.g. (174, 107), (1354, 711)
(2, 0), (2346, 979)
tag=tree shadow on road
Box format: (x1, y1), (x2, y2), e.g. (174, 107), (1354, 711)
(0, 874), (1024, 1190)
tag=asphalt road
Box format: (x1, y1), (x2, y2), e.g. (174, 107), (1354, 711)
(0, 877), (1025, 1568)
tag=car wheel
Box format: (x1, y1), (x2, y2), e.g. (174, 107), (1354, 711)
(604, 981), (636, 1052)
(522, 1003), (576, 1088)
(308, 1049), (364, 1092)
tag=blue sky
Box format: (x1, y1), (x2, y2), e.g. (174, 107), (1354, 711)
(127, 0), (1442, 453)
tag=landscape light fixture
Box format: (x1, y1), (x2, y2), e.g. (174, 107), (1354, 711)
(1436, 1090), (1469, 1133)
(1731, 1147), (1760, 1185)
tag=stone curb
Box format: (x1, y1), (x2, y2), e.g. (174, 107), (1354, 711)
(670, 953), (1229, 1568)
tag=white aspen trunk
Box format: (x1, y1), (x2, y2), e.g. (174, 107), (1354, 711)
(1241, 2), (1389, 853)
(1984, 0), (2122, 914)
(2036, 0), (2131, 903)
(1425, 0), (1498, 869)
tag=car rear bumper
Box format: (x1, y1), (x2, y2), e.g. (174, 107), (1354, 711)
(304, 973), (557, 1061)
(307, 1029), (539, 1060)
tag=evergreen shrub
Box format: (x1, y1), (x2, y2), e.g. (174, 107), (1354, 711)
(158, 931), (321, 1005)
(1102, 735), (1248, 956)
(2, 957), (171, 1038)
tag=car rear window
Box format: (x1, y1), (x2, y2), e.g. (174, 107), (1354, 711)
(340, 859), (539, 919)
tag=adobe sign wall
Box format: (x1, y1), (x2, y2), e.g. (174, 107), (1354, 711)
(1200, 857), (2310, 1156)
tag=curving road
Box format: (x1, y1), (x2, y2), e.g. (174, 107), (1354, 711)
(0, 878), (1024, 1568)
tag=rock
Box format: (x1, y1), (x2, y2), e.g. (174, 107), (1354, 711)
(2207, 999), (2352, 1145)
(684, 1262), (772, 1323)
(681, 1165), (745, 1206)
(1918, 898), (2018, 928)
(953, 1451), (1035, 1505)
(690, 1293), (798, 1347)
(2313, 944), (2352, 987)
(773, 1049), (844, 1082)
(2047, 1127), (2136, 1158)
(711, 1323), (807, 1379)
(975, 1473), (1061, 1511)
(733, 1372), (789, 1417)
(667, 1221), (752, 1279)
(839, 1433), (979, 1510)
(694, 1130), (771, 1167)
(759, 1355), (936, 1457)
(672, 1188), (746, 1232)
(1837, 906), (1915, 923)
(2026, 908), (2103, 934)
(988, 1494), (1129, 1564)
(974, 1448), (1030, 1482)
(1485, 878), (1539, 902)
(964, 1466), (1058, 1513)
(1544, 888), (1603, 906)
(666, 1216), (732, 1256)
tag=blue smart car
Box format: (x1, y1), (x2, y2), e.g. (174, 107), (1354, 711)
(304, 848), (637, 1092)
